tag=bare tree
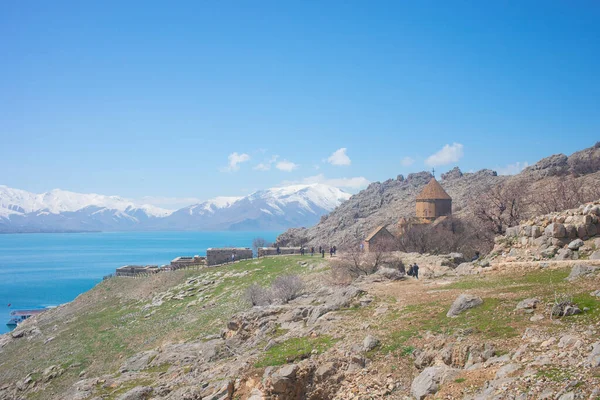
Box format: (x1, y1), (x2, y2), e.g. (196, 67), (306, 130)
(331, 236), (396, 283)
(271, 275), (305, 302)
(398, 217), (493, 259)
(530, 176), (600, 215)
(252, 237), (270, 255)
(472, 181), (528, 234)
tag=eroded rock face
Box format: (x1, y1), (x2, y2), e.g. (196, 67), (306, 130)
(447, 294), (483, 317)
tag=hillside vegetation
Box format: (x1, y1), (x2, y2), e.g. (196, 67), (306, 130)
(1, 249), (600, 399)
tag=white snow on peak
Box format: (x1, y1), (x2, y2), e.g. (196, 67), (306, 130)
(203, 196), (243, 211)
(0, 185), (173, 218)
(254, 183), (351, 214)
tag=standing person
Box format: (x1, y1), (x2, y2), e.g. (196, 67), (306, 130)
(333, 245), (337, 255)
(231, 253), (236, 263)
(276, 246), (281, 255)
(329, 247), (334, 257)
(300, 247), (305, 256)
(319, 245), (322, 254)
(360, 243), (364, 252)
(321, 249), (325, 258)
(311, 247), (314, 256)
(413, 263), (419, 279)
(407, 264), (414, 277)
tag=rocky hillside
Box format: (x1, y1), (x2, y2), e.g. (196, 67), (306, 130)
(2, 252), (600, 399)
(276, 142), (600, 249)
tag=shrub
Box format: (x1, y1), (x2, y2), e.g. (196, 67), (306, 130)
(271, 274), (305, 302)
(244, 283), (271, 306)
(244, 274), (305, 306)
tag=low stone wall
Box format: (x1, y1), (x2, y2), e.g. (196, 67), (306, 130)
(257, 247), (302, 257)
(206, 248), (253, 266)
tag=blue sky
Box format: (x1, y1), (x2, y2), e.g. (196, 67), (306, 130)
(1, 1), (599, 209)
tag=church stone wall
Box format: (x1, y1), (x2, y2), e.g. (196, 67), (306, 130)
(206, 248), (253, 266)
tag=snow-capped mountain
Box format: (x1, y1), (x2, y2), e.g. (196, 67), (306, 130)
(165, 184), (351, 231)
(0, 184), (351, 232)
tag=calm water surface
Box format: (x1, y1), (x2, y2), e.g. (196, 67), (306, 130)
(0, 231), (279, 334)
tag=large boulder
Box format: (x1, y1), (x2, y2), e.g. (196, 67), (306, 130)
(410, 366), (459, 400)
(590, 251), (600, 260)
(555, 248), (574, 260)
(567, 239), (584, 250)
(447, 294), (483, 317)
(566, 265), (598, 281)
(545, 223), (566, 238)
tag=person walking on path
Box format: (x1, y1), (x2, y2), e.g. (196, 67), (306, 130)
(329, 247), (334, 257)
(413, 263), (419, 279)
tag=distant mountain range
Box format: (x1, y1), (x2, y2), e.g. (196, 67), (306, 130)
(0, 184), (351, 233)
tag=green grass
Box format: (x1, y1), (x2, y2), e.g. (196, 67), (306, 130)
(1, 256), (324, 399)
(442, 268), (570, 292)
(254, 335), (337, 368)
(455, 378), (466, 383)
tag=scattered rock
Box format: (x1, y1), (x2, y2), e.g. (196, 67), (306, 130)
(587, 342), (600, 367)
(447, 294), (483, 317)
(117, 386), (153, 400)
(410, 366), (459, 400)
(515, 298), (539, 310)
(362, 335), (380, 351)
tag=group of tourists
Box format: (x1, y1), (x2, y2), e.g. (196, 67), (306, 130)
(301, 245), (337, 258)
(407, 263), (419, 279)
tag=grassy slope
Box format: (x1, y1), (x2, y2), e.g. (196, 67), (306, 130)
(1, 257), (599, 399)
(0, 256), (319, 399)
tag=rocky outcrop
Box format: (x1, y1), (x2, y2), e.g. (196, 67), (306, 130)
(492, 200), (600, 262)
(276, 168), (503, 248)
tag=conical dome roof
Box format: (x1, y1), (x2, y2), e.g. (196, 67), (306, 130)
(416, 178), (451, 201)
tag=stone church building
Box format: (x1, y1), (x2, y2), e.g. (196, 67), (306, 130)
(363, 177), (452, 252)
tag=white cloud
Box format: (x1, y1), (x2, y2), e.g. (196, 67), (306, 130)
(497, 161), (529, 176)
(220, 152), (251, 172)
(425, 143), (464, 167)
(282, 174), (370, 191)
(401, 157), (415, 167)
(276, 160), (299, 172)
(253, 155), (279, 171)
(326, 148), (351, 166)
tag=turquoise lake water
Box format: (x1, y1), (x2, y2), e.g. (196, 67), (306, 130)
(0, 231), (280, 334)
